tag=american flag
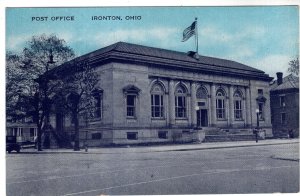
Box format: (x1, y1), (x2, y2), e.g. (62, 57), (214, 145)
(182, 21), (196, 42)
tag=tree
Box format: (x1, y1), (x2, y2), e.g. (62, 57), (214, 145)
(6, 34), (75, 151)
(6, 52), (28, 121)
(288, 57), (299, 76)
(56, 60), (99, 151)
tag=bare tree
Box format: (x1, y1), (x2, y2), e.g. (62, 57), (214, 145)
(288, 57), (299, 76)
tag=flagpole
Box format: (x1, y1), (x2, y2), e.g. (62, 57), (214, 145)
(195, 17), (198, 54)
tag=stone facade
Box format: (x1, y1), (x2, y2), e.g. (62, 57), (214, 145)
(50, 42), (273, 146)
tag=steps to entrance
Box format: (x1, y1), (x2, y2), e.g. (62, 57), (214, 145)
(202, 128), (257, 142)
(204, 134), (256, 142)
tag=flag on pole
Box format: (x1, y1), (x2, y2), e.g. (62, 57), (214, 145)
(182, 21), (196, 42)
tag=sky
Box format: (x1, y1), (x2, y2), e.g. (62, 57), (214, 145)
(5, 6), (299, 78)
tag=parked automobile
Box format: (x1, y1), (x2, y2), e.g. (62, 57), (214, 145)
(6, 136), (21, 153)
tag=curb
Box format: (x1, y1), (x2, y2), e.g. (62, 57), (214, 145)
(163, 141), (299, 152)
(16, 140), (299, 155)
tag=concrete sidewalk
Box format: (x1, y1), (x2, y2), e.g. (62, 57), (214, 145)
(20, 138), (299, 154)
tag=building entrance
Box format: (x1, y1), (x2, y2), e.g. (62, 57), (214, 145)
(197, 109), (208, 127)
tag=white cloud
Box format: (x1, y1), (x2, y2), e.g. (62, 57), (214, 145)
(249, 54), (292, 78)
(93, 27), (179, 48)
(6, 34), (31, 52)
(6, 31), (75, 53)
(199, 25), (266, 45)
(239, 26), (266, 39)
(199, 26), (233, 43)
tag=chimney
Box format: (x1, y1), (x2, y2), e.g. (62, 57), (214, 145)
(276, 72), (283, 85)
(187, 51), (200, 60)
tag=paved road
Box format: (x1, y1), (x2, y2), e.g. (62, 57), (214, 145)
(6, 143), (299, 195)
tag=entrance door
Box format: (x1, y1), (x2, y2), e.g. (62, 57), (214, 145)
(197, 109), (208, 127)
(200, 109), (208, 127)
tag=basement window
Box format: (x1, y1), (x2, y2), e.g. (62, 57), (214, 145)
(92, 133), (102, 139)
(127, 132), (138, 140)
(158, 131), (168, 139)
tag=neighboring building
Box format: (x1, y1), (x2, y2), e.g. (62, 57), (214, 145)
(6, 122), (37, 144)
(49, 42), (273, 146)
(270, 72), (299, 138)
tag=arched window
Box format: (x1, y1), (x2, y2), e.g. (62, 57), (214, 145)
(151, 83), (165, 118)
(196, 86), (208, 107)
(196, 86), (208, 99)
(216, 88), (226, 119)
(92, 89), (103, 119)
(175, 84), (187, 118)
(234, 90), (243, 120)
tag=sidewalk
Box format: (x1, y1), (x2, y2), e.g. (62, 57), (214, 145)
(21, 138), (299, 154)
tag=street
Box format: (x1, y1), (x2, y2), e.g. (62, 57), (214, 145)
(6, 142), (299, 195)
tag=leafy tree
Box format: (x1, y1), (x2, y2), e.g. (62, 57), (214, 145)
(288, 57), (299, 76)
(55, 60), (99, 151)
(6, 52), (28, 120)
(6, 34), (75, 151)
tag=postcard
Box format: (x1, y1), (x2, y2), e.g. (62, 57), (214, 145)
(4, 5), (299, 196)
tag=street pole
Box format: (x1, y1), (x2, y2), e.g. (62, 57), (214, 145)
(255, 109), (259, 143)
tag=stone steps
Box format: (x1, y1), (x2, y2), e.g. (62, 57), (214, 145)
(204, 134), (256, 142)
(204, 127), (253, 135)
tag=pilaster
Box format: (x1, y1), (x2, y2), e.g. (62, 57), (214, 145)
(210, 83), (216, 126)
(168, 80), (175, 126)
(229, 85), (234, 126)
(245, 87), (251, 127)
(191, 82), (197, 127)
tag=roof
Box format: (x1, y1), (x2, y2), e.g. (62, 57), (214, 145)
(51, 41), (272, 81)
(271, 74), (299, 91)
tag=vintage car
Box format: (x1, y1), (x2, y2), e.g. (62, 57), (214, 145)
(6, 136), (21, 153)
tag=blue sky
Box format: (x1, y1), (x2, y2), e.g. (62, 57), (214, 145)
(6, 6), (299, 78)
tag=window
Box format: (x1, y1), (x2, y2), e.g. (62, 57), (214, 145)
(234, 90), (243, 120)
(216, 89), (226, 119)
(127, 95), (136, 117)
(92, 89), (103, 119)
(281, 113), (286, 124)
(196, 86), (208, 108)
(151, 84), (165, 118)
(127, 132), (138, 140)
(234, 100), (242, 119)
(196, 86), (208, 99)
(280, 96), (285, 107)
(175, 85), (187, 118)
(92, 133), (102, 139)
(30, 128), (35, 137)
(123, 85), (140, 118)
(258, 102), (264, 120)
(258, 89), (263, 95)
(13, 128), (18, 136)
(158, 131), (168, 139)
(198, 102), (205, 107)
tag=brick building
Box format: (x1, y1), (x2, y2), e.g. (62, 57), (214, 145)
(50, 42), (273, 146)
(270, 73), (299, 138)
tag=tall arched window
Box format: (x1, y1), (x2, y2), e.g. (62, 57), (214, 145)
(175, 84), (187, 118)
(151, 83), (165, 118)
(234, 90), (243, 120)
(216, 88), (226, 119)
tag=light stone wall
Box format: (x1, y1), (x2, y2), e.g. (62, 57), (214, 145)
(58, 61), (273, 145)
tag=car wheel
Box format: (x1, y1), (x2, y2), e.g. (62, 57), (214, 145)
(16, 149), (20, 153)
